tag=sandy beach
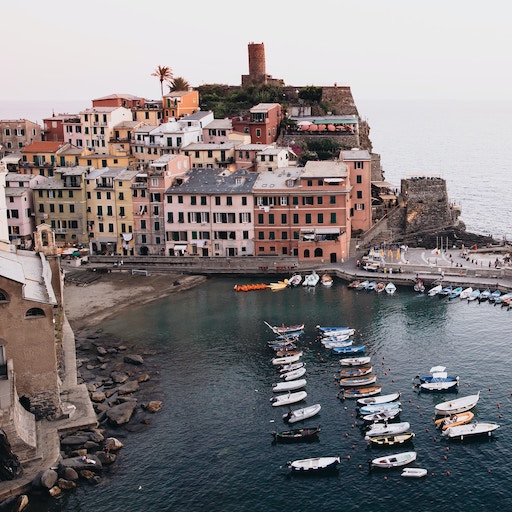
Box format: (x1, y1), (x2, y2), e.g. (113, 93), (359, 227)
(63, 271), (207, 331)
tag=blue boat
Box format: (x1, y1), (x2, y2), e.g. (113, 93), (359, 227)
(332, 345), (365, 355)
(479, 289), (491, 302)
(316, 325), (351, 333)
(448, 287), (463, 300)
(438, 285), (453, 297)
(489, 290), (502, 302)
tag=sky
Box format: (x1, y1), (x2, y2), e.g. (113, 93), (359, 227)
(2, 0), (512, 106)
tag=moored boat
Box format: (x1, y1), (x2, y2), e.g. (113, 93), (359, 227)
(401, 467), (427, 478)
(375, 282), (386, 293)
(280, 366), (307, 381)
(357, 391), (400, 406)
(302, 270), (320, 287)
(361, 408), (401, 423)
(270, 390), (308, 407)
(459, 287), (473, 300)
(368, 432), (415, 448)
(272, 353), (302, 365)
(448, 286), (463, 300)
(359, 401), (401, 416)
(283, 403), (321, 424)
(321, 273), (334, 287)
(468, 288), (481, 301)
(434, 411), (474, 431)
(271, 323), (305, 335)
(435, 391), (480, 416)
(273, 378), (307, 393)
(340, 365), (373, 378)
(339, 386), (382, 400)
(442, 422), (500, 440)
(385, 282), (397, 295)
(271, 425), (321, 443)
(286, 455), (340, 473)
(340, 356), (372, 367)
(339, 374), (377, 387)
(428, 284), (443, 296)
(287, 274), (302, 287)
(332, 345), (365, 355)
(371, 451), (417, 469)
(364, 421), (411, 440)
(278, 361), (305, 373)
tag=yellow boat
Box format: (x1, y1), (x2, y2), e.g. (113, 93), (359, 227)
(434, 411), (474, 431)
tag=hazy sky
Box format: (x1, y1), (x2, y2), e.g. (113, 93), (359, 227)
(3, 0), (511, 104)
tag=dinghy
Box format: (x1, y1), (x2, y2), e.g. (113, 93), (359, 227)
(272, 378), (307, 393)
(361, 408), (401, 423)
(286, 455), (340, 473)
(270, 390), (307, 407)
(357, 391), (400, 406)
(364, 421), (411, 440)
(272, 425), (320, 443)
(340, 366), (373, 378)
(283, 404), (321, 424)
(371, 451), (417, 469)
(340, 386), (382, 399)
(339, 374), (377, 387)
(368, 432), (415, 448)
(340, 356), (371, 367)
(434, 411), (474, 431)
(272, 353), (302, 366)
(359, 401), (401, 416)
(332, 345), (365, 355)
(280, 367), (307, 381)
(427, 284), (442, 296)
(434, 391), (480, 416)
(385, 282), (397, 295)
(401, 467), (427, 478)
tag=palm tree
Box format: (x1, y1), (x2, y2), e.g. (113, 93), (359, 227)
(169, 77), (190, 92)
(151, 65), (173, 97)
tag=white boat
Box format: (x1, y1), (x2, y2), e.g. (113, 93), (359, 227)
(273, 378), (307, 393)
(442, 422), (500, 440)
(357, 391), (400, 406)
(428, 284), (442, 296)
(364, 421), (411, 440)
(339, 374), (377, 387)
(467, 288), (481, 301)
(283, 404), (321, 424)
(286, 456), (340, 473)
(272, 353), (302, 365)
(287, 274), (302, 287)
(371, 451), (417, 469)
(278, 362), (305, 373)
(361, 408), (401, 423)
(322, 339), (353, 349)
(359, 401), (402, 415)
(401, 467), (428, 478)
(385, 282), (397, 295)
(340, 356), (372, 367)
(459, 287), (473, 300)
(280, 367), (307, 381)
(414, 367), (459, 392)
(302, 270), (320, 287)
(435, 391), (480, 416)
(270, 390), (307, 407)
(320, 328), (355, 337)
(357, 280), (370, 290)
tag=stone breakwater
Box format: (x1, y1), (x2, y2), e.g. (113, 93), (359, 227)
(0, 329), (163, 509)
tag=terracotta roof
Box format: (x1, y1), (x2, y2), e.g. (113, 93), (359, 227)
(22, 141), (65, 153)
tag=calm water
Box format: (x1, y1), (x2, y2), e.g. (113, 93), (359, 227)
(38, 279), (512, 512)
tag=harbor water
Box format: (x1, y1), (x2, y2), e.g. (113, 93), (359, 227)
(36, 278), (512, 512)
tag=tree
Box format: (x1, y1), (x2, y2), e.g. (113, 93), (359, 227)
(169, 77), (190, 92)
(151, 65), (173, 97)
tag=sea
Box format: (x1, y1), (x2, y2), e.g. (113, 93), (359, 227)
(3, 98), (512, 511)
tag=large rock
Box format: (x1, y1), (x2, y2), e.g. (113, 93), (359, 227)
(123, 354), (144, 365)
(39, 469), (58, 489)
(118, 381), (139, 395)
(106, 401), (137, 426)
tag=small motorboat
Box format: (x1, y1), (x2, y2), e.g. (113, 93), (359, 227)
(448, 286), (463, 300)
(339, 386), (382, 400)
(286, 455), (340, 473)
(414, 366), (459, 392)
(361, 408), (401, 423)
(340, 365), (373, 378)
(427, 284), (442, 296)
(321, 274), (334, 287)
(272, 353), (302, 366)
(272, 425), (321, 443)
(375, 282), (386, 293)
(332, 345), (365, 355)
(438, 285), (453, 297)
(271, 323), (305, 335)
(435, 391), (480, 416)
(368, 432), (415, 448)
(270, 390), (307, 407)
(442, 422), (500, 440)
(459, 287), (473, 300)
(371, 451), (417, 469)
(364, 422), (411, 440)
(478, 289), (491, 302)
(272, 379), (307, 393)
(359, 401), (402, 416)
(339, 374), (377, 387)
(401, 467), (428, 478)
(280, 367), (307, 381)
(278, 362), (305, 373)
(340, 356), (372, 367)
(435, 411), (474, 431)
(287, 274), (302, 287)
(283, 404), (321, 424)
(467, 288), (481, 301)
(302, 271), (320, 287)
(385, 282), (397, 295)
(357, 391), (400, 406)
(356, 280), (370, 290)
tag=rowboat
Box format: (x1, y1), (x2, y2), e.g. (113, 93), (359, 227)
(287, 274), (302, 287)
(272, 353), (302, 365)
(273, 379), (307, 393)
(359, 401), (402, 416)
(274, 348), (302, 357)
(356, 280), (370, 290)
(467, 288), (481, 301)
(434, 391), (480, 416)
(280, 367), (306, 381)
(401, 467), (427, 478)
(366, 281), (377, 291)
(283, 404), (321, 424)
(286, 456), (340, 473)
(364, 421), (411, 440)
(339, 374), (377, 387)
(322, 339), (353, 349)
(434, 411), (474, 431)
(321, 274), (334, 287)
(272, 323), (305, 334)
(448, 286), (463, 300)
(317, 326), (353, 335)
(368, 432), (415, 448)
(438, 285), (453, 297)
(271, 425), (321, 443)
(385, 282), (397, 295)
(442, 422), (500, 440)
(340, 365), (373, 378)
(339, 386), (382, 399)
(375, 282), (386, 293)
(332, 345), (365, 355)
(489, 289), (502, 302)
(302, 271), (320, 287)
(478, 289), (491, 302)
(371, 451), (417, 469)
(357, 391), (400, 406)
(340, 356), (372, 367)
(270, 390), (307, 407)
(427, 284), (442, 296)
(347, 279), (360, 288)
(459, 287), (473, 300)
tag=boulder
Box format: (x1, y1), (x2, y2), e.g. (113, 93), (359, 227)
(143, 401), (163, 413)
(106, 401), (137, 426)
(39, 469), (58, 489)
(118, 381), (139, 395)
(123, 354), (144, 365)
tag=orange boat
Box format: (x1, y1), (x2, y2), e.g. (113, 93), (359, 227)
(233, 283), (267, 292)
(434, 411), (474, 431)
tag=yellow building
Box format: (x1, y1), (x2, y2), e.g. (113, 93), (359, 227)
(162, 90), (199, 121)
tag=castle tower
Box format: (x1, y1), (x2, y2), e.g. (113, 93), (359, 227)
(248, 42), (266, 83)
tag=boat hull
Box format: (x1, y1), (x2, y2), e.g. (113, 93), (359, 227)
(371, 451), (417, 469)
(435, 392), (480, 416)
(272, 426), (320, 443)
(340, 356), (372, 367)
(368, 433), (415, 447)
(339, 386), (382, 399)
(401, 468), (427, 478)
(270, 390), (307, 407)
(283, 404), (321, 424)
(442, 422), (500, 440)
(287, 456), (340, 473)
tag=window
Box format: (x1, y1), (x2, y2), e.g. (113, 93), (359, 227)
(243, 230), (249, 239)
(215, 196), (221, 206)
(154, 221), (160, 231)
(241, 196), (247, 206)
(268, 214), (274, 224)
(302, 197), (314, 205)
(355, 203), (365, 210)
(108, 223), (114, 233)
(141, 220), (147, 229)
(318, 213), (324, 223)
(280, 196), (288, 206)
(0, 290), (9, 303)
(258, 213), (264, 224)
(25, 307), (45, 318)
(357, 191), (363, 199)
(167, 212), (174, 223)
(281, 232), (288, 240)
(281, 214), (287, 224)
(240, 212), (251, 223)
(305, 214), (311, 224)
(201, 196), (207, 205)
(307, 180), (313, 186)
(293, 214), (299, 224)
(258, 231), (264, 240)
(356, 175), (362, 184)
(178, 196), (183, 204)
(355, 161), (364, 169)
(269, 231), (275, 240)
(330, 195), (336, 204)
(226, 197), (232, 206)
(256, 129), (261, 138)
(317, 196), (323, 205)
(292, 197), (298, 205)
(330, 213), (337, 223)
(191, 196), (197, 205)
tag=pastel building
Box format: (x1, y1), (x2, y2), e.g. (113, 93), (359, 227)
(164, 168), (258, 257)
(182, 141), (239, 171)
(231, 103), (283, 145)
(162, 90), (199, 122)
